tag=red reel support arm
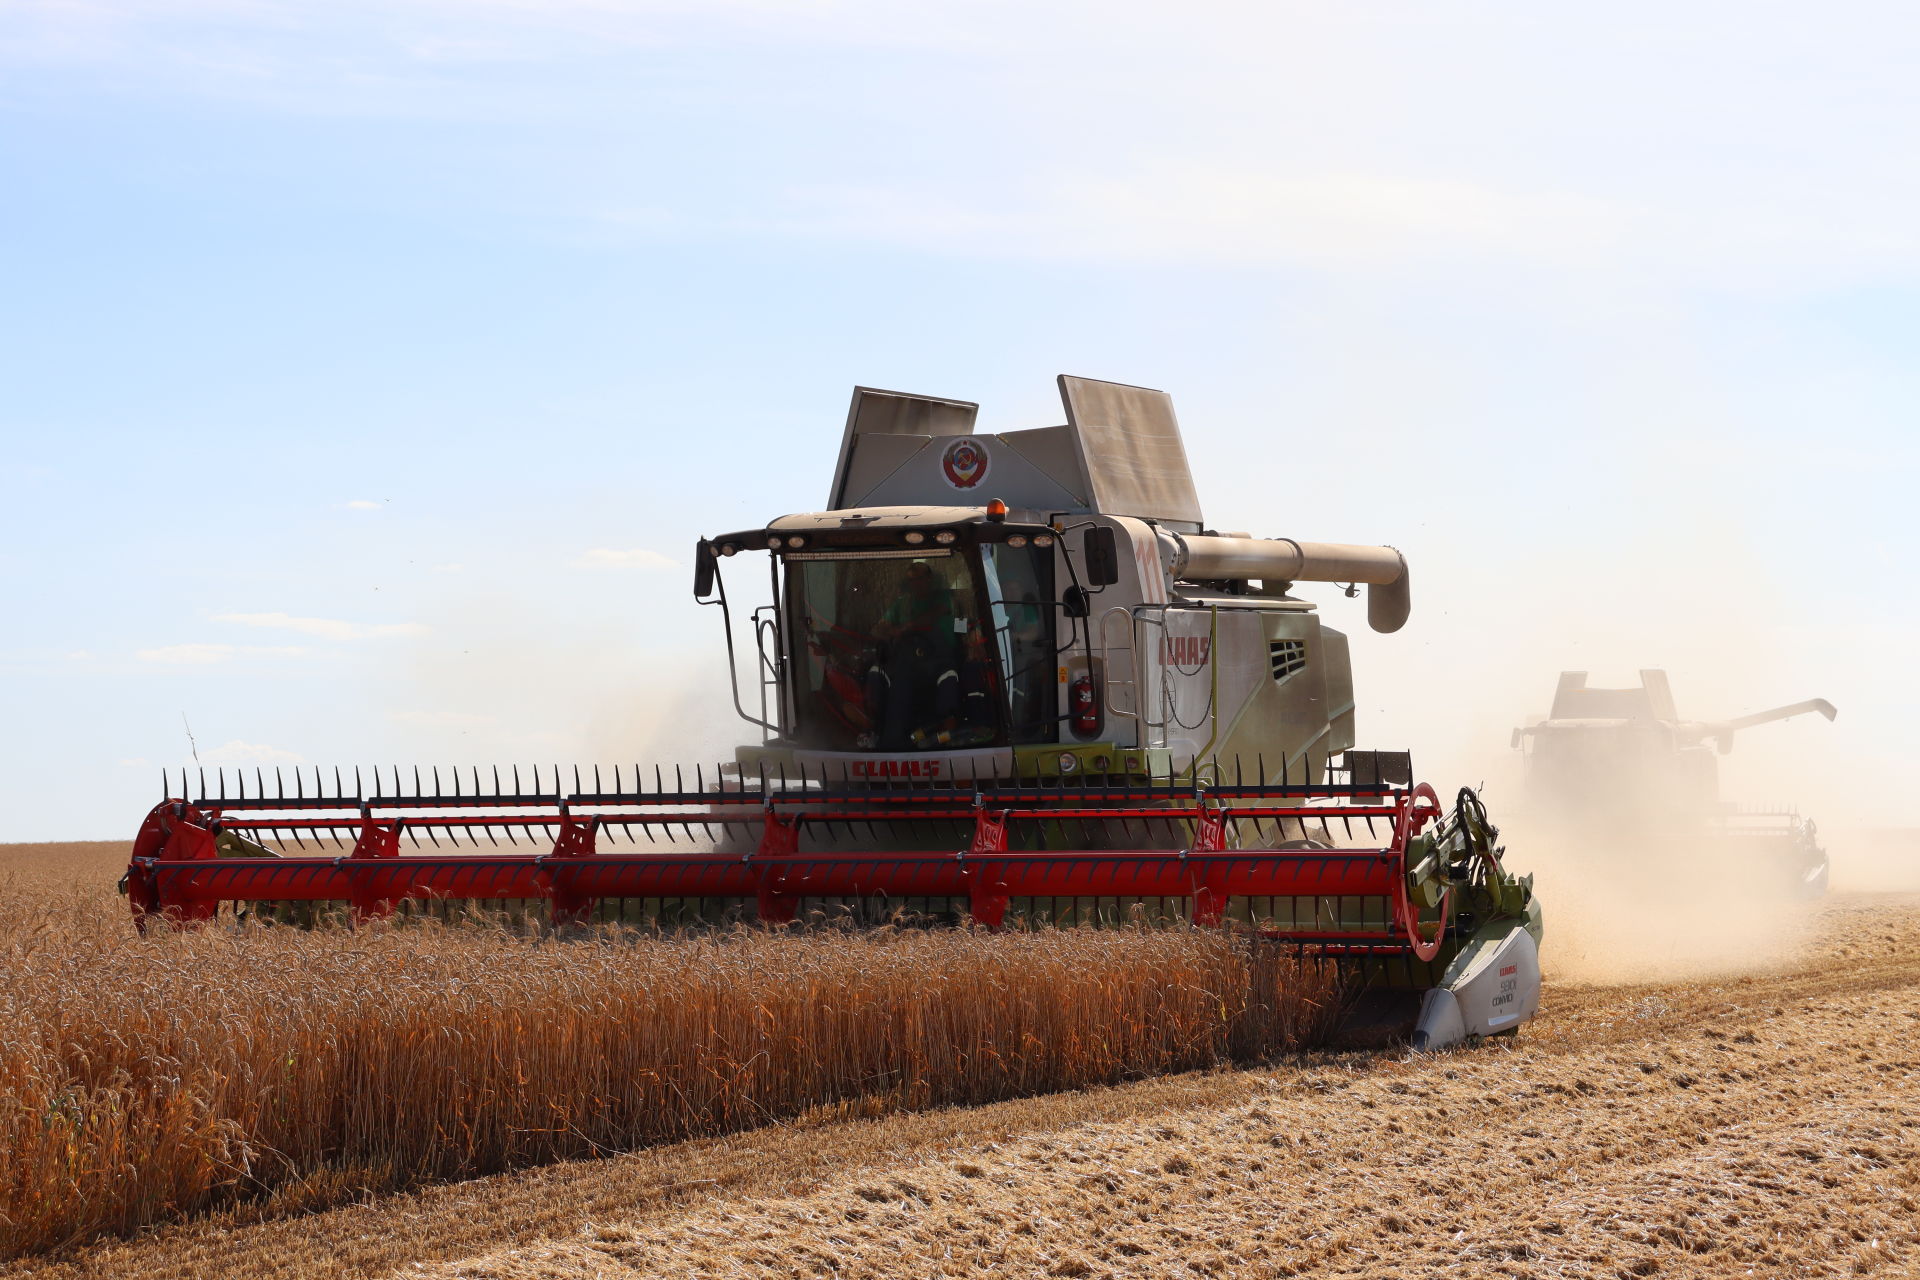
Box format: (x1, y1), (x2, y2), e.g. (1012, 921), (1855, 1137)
(753, 809), (802, 924)
(1188, 805), (1231, 927)
(545, 812), (600, 928)
(1390, 783), (1450, 963)
(126, 800), (219, 933)
(963, 805), (1011, 929)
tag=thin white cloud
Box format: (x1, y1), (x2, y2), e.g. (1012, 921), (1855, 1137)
(768, 164), (1920, 285)
(345, 499), (383, 510)
(213, 612), (428, 639)
(199, 739), (306, 766)
(578, 547), (677, 570)
(773, 169), (1630, 272)
(136, 643), (312, 664)
(388, 709), (497, 728)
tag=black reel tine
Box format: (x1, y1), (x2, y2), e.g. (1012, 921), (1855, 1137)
(445, 767), (467, 848)
(467, 764), (491, 845)
(324, 770), (343, 847)
(850, 762), (875, 841)
(607, 763), (629, 845)
(488, 763), (510, 846)
(814, 767), (837, 844)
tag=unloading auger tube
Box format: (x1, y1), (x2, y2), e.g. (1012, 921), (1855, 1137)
(1162, 533), (1412, 634)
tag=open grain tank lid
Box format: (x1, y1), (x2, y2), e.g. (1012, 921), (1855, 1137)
(827, 375), (1204, 530)
(1547, 670), (1680, 722)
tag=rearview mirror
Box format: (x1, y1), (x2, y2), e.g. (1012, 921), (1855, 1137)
(1084, 526), (1119, 588)
(1062, 585), (1091, 618)
(693, 541), (715, 598)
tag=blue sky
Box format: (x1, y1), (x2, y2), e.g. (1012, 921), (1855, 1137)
(2, 2), (1915, 839)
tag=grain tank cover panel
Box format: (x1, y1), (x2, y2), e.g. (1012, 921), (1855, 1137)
(997, 426), (1092, 506)
(1058, 375), (1204, 526)
(1547, 671), (1672, 722)
(832, 433), (927, 509)
(827, 377), (1202, 521)
(850, 433), (1089, 512)
(830, 387), (979, 509)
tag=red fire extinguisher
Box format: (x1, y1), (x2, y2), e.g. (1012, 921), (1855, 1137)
(1070, 673), (1102, 738)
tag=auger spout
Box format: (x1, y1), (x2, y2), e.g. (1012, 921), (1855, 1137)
(1166, 534), (1411, 633)
(1687, 698), (1838, 753)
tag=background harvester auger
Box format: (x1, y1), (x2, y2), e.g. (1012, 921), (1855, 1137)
(126, 374), (1544, 1050)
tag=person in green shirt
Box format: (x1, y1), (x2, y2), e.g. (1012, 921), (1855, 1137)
(863, 561), (963, 750)
(877, 560), (956, 642)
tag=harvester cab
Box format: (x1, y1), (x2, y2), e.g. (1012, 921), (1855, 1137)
(1513, 669), (1836, 895)
(124, 375), (1543, 1052)
(697, 376), (1411, 790)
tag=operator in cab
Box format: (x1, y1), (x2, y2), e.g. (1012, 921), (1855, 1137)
(860, 560), (964, 750)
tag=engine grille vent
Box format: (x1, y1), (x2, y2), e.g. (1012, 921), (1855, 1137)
(1268, 639), (1307, 683)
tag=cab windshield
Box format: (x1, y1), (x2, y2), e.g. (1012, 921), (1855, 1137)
(783, 543), (1057, 752)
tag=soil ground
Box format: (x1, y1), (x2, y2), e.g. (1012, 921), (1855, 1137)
(4, 846), (1916, 1279)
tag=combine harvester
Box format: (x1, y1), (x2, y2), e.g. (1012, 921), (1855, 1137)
(1514, 670), (1835, 896)
(126, 376), (1542, 1049)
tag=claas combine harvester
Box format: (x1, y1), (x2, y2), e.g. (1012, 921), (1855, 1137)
(1514, 670), (1836, 897)
(126, 376), (1544, 1048)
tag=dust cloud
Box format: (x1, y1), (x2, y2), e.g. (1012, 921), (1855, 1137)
(1503, 810), (1813, 986)
(1342, 513), (1920, 987)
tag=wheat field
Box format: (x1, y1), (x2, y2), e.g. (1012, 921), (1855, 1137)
(0, 842), (1338, 1259)
(6, 845), (1920, 1278)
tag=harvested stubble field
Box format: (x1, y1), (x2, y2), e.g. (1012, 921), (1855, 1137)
(5, 843), (1919, 1279)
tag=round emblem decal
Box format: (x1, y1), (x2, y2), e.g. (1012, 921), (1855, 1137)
(941, 438), (989, 489)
